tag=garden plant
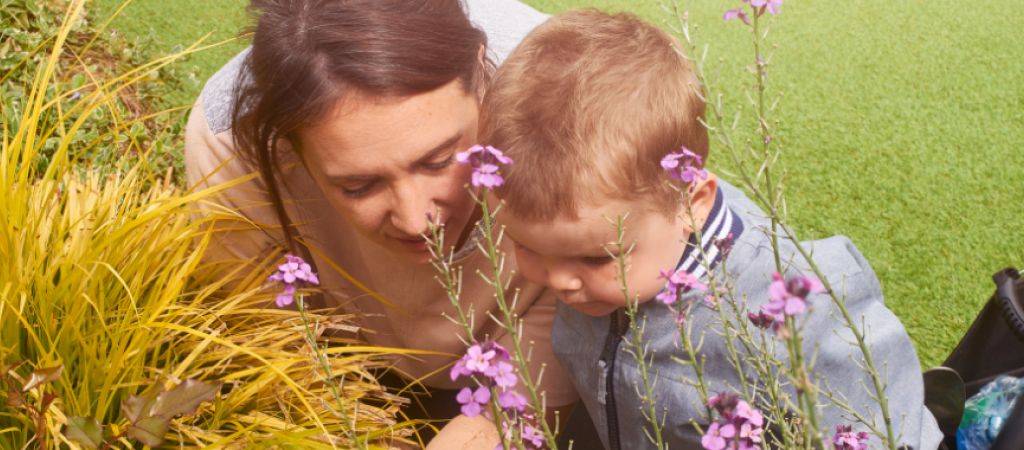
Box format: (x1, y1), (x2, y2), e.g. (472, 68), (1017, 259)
(2, 0), (1019, 448)
(433, 1), (914, 449)
(1, 0), (419, 448)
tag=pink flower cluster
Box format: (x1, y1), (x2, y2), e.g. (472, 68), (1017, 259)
(661, 146), (708, 184)
(832, 425), (869, 450)
(267, 254), (320, 307)
(702, 393), (765, 450)
(748, 272), (824, 332)
(656, 268), (708, 306)
(724, 0), (783, 25)
(456, 145), (513, 188)
(451, 341), (541, 449)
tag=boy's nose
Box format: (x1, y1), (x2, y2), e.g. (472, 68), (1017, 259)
(547, 268), (582, 293)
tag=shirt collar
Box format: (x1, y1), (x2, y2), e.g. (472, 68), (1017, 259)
(674, 187), (744, 279)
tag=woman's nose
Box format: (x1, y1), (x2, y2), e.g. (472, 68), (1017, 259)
(388, 181), (433, 237)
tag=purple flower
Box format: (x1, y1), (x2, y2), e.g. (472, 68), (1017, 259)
(738, 422), (764, 449)
(450, 357), (472, 382)
(275, 284), (296, 308)
(714, 233), (736, 257)
(735, 401), (764, 427)
(451, 341), (511, 381)
(522, 424), (544, 448)
(464, 344), (497, 373)
(764, 272), (825, 317)
(706, 394), (767, 450)
(723, 8), (750, 25)
(498, 390), (528, 412)
(484, 361), (518, 388)
(456, 386), (491, 417)
(750, 0), (783, 16)
(482, 341), (511, 360)
(267, 254), (320, 308)
(456, 145), (513, 188)
(701, 422), (735, 450)
(833, 425), (869, 450)
(269, 254), (319, 285)
(661, 146), (708, 184)
(656, 268), (708, 306)
(747, 310), (777, 330)
(708, 393), (740, 418)
(470, 163), (504, 188)
(708, 393), (765, 448)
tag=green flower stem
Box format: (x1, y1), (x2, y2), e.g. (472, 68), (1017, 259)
(296, 295), (366, 450)
(425, 221), (509, 446)
(671, 3), (896, 447)
(750, 13), (784, 275)
(475, 191), (559, 449)
(779, 223), (898, 449)
(782, 315), (820, 448)
(611, 215), (668, 450)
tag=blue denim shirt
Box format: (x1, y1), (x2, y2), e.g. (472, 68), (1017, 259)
(552, 181), (943, 450)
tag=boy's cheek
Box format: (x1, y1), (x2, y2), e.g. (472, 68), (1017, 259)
(625, 270), (667, 306)
(513, 250), (548, 287)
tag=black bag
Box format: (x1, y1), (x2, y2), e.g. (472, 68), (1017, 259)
(923, 268), (1024, 450)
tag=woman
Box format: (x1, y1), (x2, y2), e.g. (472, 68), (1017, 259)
(184, 0), (577, 446)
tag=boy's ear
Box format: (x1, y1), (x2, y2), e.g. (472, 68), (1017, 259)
(683, 173), (718, 230)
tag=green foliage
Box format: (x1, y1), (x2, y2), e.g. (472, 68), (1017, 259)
(523, 0), (1024, 366)
(1, 0), (197, 184)
(0, 1), (414, 448)
(88, 0), (1023, 368)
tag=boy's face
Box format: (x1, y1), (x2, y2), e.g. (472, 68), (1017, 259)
(498, 197), (691, 317)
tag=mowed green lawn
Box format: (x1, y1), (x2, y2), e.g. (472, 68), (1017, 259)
(95, 0), (1023, 366)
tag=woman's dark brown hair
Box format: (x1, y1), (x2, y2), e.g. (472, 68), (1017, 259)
(231, 0), (490, 255)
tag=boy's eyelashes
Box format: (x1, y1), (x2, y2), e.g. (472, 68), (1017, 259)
(511, 240), (613, 267)
(580, 255), (614, 266)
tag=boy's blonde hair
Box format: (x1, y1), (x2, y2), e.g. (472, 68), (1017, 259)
(481, 9), (707, 220)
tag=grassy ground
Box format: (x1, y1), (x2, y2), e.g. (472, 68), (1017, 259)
(93, 0), (1023, 367)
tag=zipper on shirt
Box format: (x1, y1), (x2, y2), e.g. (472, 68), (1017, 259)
(600, 309), (627, 450)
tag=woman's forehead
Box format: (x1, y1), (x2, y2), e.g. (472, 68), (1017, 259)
(299, 80), (479, 176)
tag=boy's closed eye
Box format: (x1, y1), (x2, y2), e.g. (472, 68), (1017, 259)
(579, 255), (614, 266)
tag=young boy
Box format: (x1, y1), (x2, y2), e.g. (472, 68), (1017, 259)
(480, 9), (944, 450)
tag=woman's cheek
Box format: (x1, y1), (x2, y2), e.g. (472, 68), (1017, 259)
(326, 192), (389, 237)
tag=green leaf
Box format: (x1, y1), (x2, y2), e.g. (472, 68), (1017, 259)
(126, 416), (169, 447)
(64, 416), (104, 449)
(22, 365), (62, 392)
(151, 379), (221, 419)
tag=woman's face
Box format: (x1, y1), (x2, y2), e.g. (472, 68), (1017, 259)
(298, 79), (479, 263)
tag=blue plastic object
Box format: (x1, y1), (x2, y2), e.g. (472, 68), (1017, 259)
(957, 376), (1024, 450)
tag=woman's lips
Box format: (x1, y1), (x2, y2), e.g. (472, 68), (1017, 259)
(393, 236), (429, 252)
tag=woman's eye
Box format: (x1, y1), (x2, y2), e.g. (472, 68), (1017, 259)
(423, 154), (454, 171)
(341, 182), (376, 198)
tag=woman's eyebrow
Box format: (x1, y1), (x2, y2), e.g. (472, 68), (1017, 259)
(411, 133), (462, 167)
(325, 133), (463, 184)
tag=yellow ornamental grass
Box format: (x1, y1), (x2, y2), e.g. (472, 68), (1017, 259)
(1, 0), (416, 448)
